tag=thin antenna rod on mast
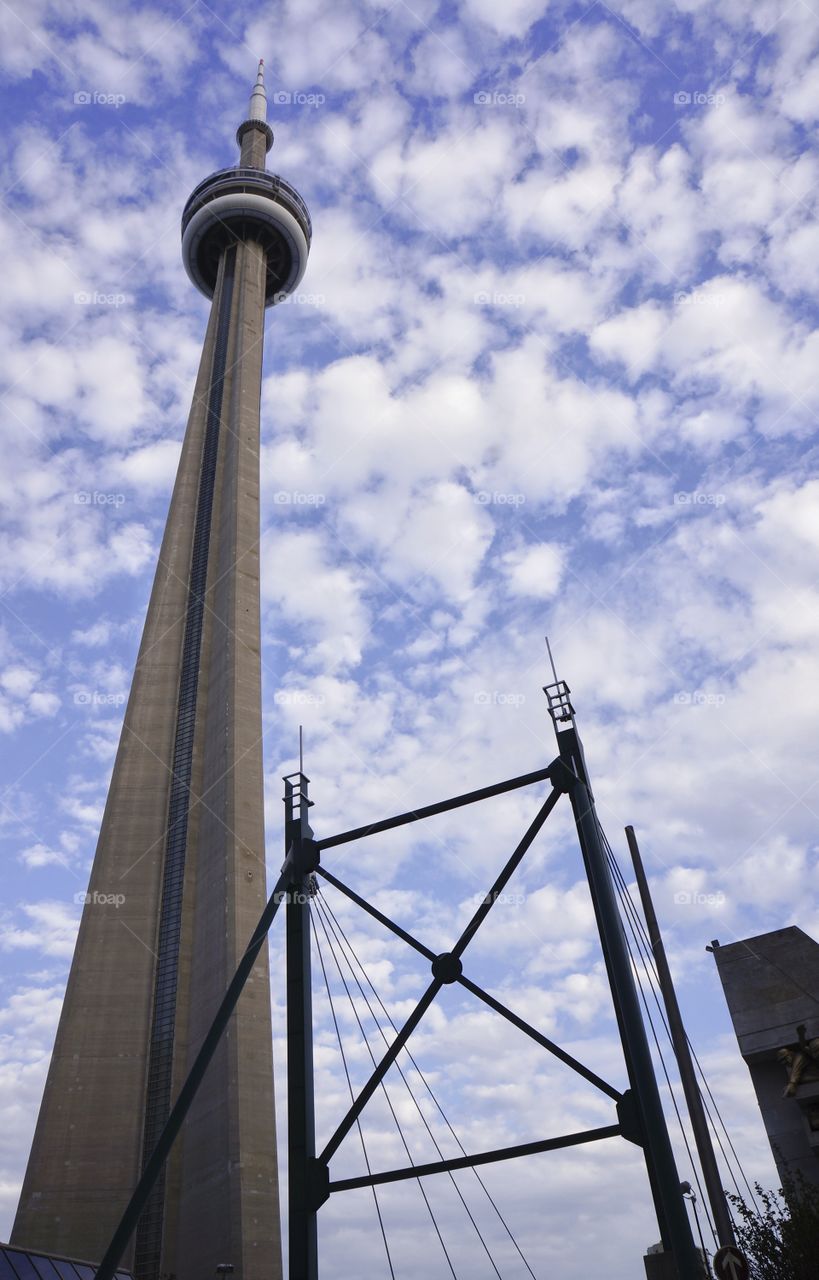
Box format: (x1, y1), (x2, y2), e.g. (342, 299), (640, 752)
(545, 635), (559, 685)
(299, 724), (304, 775)
(543, 634), (580, 744)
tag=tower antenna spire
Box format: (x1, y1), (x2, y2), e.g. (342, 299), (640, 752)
(235, 56), (274, 163)
(249, 57), (268, 122)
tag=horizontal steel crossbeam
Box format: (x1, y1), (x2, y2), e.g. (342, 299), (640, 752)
(327, 1125), (622, 1193)
(316, 765), (556, 850)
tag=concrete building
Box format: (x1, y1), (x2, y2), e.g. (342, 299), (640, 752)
(11, 63), (311, 1280)
(712, 926), (819, 1189)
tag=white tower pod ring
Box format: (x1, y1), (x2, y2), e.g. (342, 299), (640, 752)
(181, 190), (310, 304)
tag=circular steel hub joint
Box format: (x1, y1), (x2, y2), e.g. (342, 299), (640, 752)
(431, 952), (463, 984)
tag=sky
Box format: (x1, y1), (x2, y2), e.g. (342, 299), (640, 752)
(1, 0), (819, 1276)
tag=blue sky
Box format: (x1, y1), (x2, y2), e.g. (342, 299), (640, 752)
(1, 0), (819, 1275)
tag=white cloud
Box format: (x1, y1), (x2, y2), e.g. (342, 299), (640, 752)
(261, 528), (369, 670)
(1, 666), (38, 698)
(370, 114), (526, 237)
(590, 302), (667, 379)
(110, 439), (181, 492)
(0, 901), (80, 958)
(71, 619), (112, 646)
(27, 690), (60, 716)
(460, 0), (550, 39)
(19, 842), (69, 870)
(502, 543), (564, 598)
(406, 29), (475, 98)
(0, 653), (59, 731)
(370, 481), (494, 599)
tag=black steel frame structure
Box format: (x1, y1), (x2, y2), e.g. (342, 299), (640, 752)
(96, 684), (701, 1280)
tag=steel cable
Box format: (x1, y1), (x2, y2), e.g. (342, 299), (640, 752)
(316, 886), (539, 1277)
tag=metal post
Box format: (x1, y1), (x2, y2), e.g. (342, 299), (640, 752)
(626, 825), (736, 1251)
(284, 772), (319, 1280)
(554, 719), (700, 1280)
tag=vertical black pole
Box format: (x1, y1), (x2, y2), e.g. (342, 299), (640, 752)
(626, 824), (735, 1251)
(553, 716), (700, 1280)
(284, 773), (319, 1280)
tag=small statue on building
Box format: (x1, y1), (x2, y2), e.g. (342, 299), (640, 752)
(777, 1024), (819, 1096)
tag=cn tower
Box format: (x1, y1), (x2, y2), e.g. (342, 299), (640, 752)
(12, 63), (310, 1280)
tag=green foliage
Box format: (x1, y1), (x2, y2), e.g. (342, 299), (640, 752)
(727, 1172), (819, 1280)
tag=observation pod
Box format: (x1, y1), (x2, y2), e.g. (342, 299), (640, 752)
(181, 166), (312, 306)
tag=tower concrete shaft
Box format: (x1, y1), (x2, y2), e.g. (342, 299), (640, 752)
(12, 63), (311, 1280)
